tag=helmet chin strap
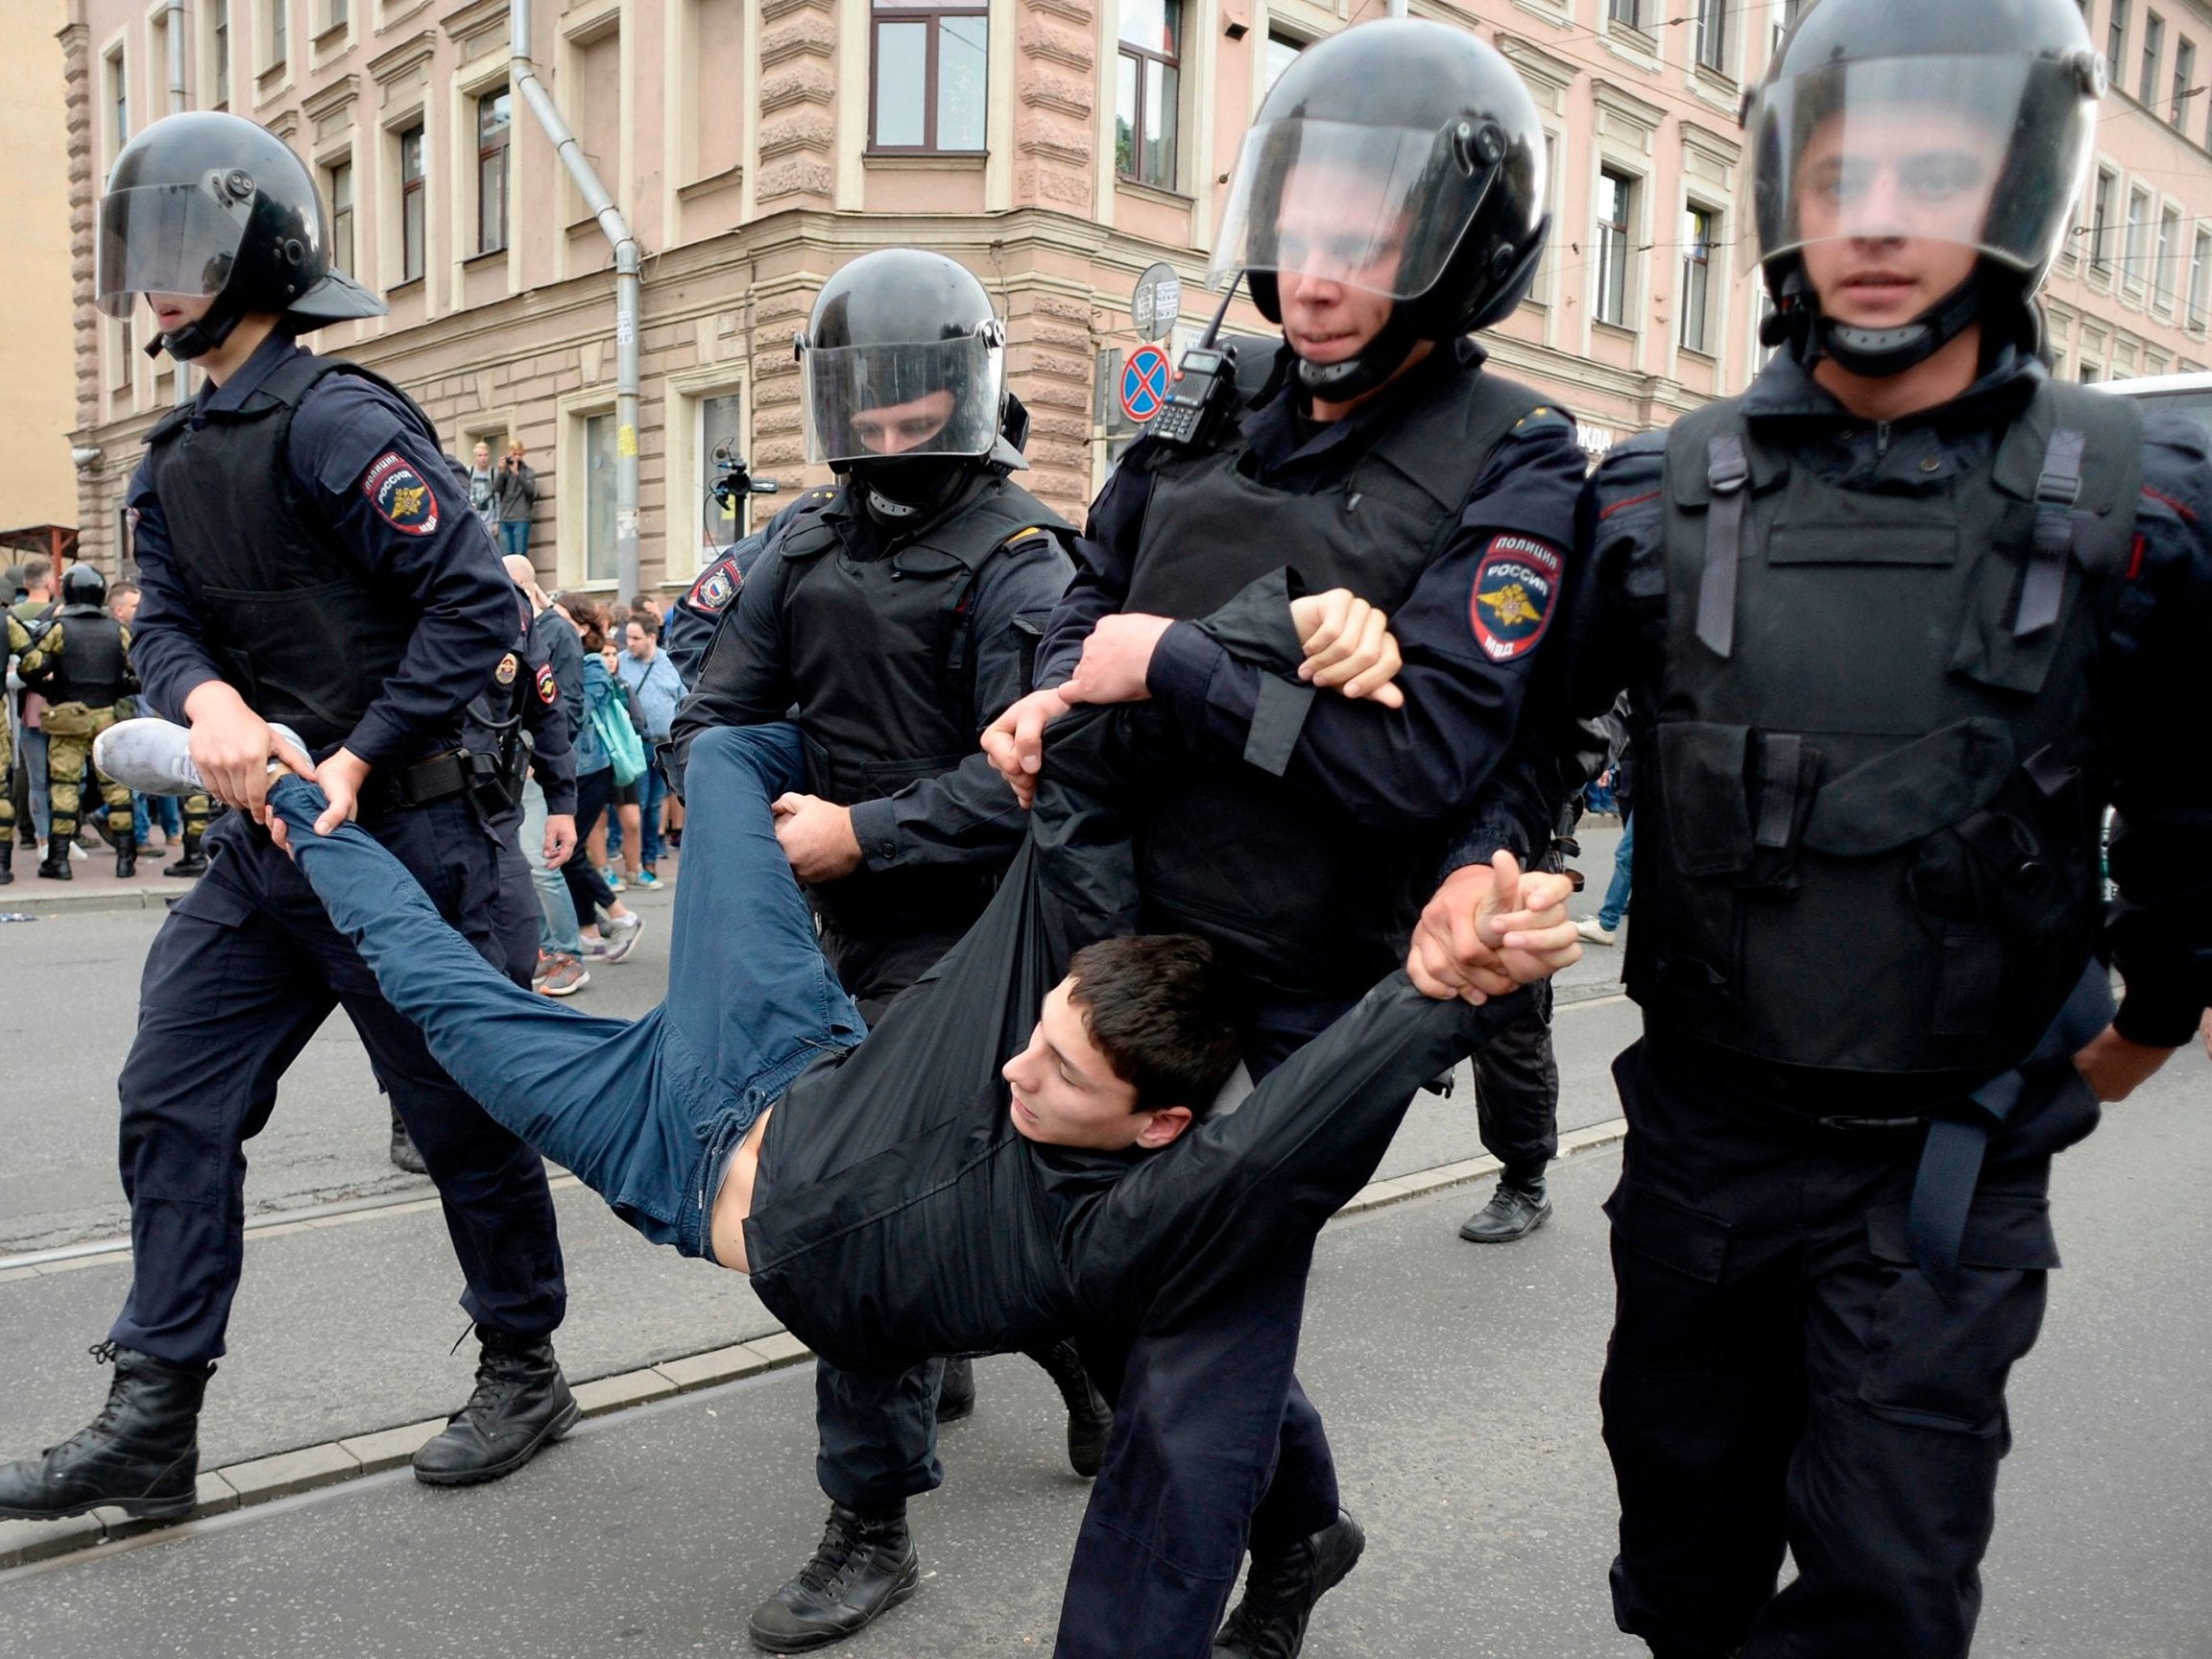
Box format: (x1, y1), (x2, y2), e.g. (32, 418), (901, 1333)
(144, 292), (248, 363)
(1294, 304), (1423, 404)
(1803, 268), (1986, 380)
(850, 457), (975, 530)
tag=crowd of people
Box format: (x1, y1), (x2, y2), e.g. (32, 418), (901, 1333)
(7, 7), (2212, 1659)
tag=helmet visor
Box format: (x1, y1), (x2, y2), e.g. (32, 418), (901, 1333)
(1208, 117), (1536, 298)
(96, 180), (252, 318)
(802, 334), (1004, 466)
(1748, 55), (2097, 276)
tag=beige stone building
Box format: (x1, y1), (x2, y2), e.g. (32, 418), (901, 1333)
(58, 0), (2212, 593)
(4, 0), (80, 546)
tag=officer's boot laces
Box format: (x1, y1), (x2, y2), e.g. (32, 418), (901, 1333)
(796, 1506), (879, 1599)
(1214, 1510), (1365, 1659)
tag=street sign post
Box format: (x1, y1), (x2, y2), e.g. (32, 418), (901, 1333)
(1131, 262), (1182, 341)
(1119, 344), (1173, 424)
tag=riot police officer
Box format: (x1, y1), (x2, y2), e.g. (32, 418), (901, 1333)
(981, 22), (1578, 1656)
(1551, 2), (2212, 1651)
(16, 564), (140, 879)
(0, 111), (573, 1527)
(668, 248), (1107, 1653)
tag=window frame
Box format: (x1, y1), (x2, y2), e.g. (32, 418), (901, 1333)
(867, 0), (990, 156)
(1116, 0), (1183, 190)
(397, 123), (426, 286)
(210, 0), (230, 108)
(2155, 204), (2180, 308)
(2141, 10), (2165, 104)
(1693, 0), (1728, 74)
(1680, 202), (1718, 355)
(2090, 168), (2116, 273)
(106, 46), (128, 153)
(2125, 184), (2152, 289)
(2189, 228), (2210, 329)
(1595, 167), (1636, 328)
(2109, 0), (2131, 90)
(582, 408), (620, 587)
(475, 84), (512, 254)
(2173, 36), (2195, 125)
(325, 155), (354, 277)
(1607, 0), (1642, 28)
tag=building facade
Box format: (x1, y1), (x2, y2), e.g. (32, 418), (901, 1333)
(59, 0), (2212, 594)
(5, 0), (80, 537)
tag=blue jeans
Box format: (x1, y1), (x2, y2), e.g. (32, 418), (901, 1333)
(518, 777), (583, 954)
(134, 792), (182, 842)
(1599, 812), (1635, 932)
(22, 727), (49, 840)
(498, 520), (530, 563)
(607, 757), (668, 868)
(274, 723), (864, 1260)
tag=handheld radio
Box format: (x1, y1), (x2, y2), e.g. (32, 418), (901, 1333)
(1150, 277), (1246, 450)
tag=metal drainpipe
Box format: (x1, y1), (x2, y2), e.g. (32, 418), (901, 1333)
(511, 0), (642, 598)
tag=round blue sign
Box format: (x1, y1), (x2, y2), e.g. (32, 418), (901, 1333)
(1120, 346), (1172, 423)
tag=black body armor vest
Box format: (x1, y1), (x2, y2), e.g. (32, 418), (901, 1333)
(43, 608), (131, 707)
(1631, 380), (2141, 1075)
(774, 476), (1072, 937)
(1119, 364), (1543, 998)
(143, 351), (430, 756)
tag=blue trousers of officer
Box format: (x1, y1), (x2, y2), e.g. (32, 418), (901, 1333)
(1471, 978), (1558, 1181)
(109, 797), (568, 1364)
(1053, 997), (1353, 1659)
(1600, 1033), (2089, 1659)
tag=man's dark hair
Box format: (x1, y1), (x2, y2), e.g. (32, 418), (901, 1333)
(108, 580), (139, 599)
(1066, 935), (1242, 1118)
(20, 555), (53, 590)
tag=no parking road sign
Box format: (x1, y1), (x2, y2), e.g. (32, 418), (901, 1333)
(1120, 345), (1172, 424)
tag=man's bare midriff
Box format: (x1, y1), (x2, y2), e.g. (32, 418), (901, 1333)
(709, 1105), (774, 1272)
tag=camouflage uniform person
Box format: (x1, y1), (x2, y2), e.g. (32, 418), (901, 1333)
(18, 565), (139, 879)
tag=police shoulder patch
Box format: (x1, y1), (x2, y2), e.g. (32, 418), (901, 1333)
(363, 452), (441, 535)
(494, 651), (520, 686)
(687, 554), (742, 615)
(536, 662), (559, 706)
(1469, 534), (1562, 663)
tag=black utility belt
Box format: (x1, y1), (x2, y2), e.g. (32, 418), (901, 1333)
(359, 750), (473, 818)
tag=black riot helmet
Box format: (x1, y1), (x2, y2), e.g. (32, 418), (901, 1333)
(59, 565), (108, 613)
(795, 250), (1019, 526)
(1211, 19), (1550, 401)
(1746, 0), (2106, 377)
(98, 111), (386, 362)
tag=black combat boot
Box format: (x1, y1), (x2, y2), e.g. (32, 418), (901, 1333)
(410, 1327), (578, 1486)
(0, 836), (12, 884)
(36, 843), (71, 880)
(388, 1104), (428, 1174)
(1024, 1338), (1113, 1478)
(934, 1355), (975, 1423)
(1213, 1509), (1366, 1659)
(164, 830), (207, 878)
(0, 1342), (212, 1521)
(747, 1503), (921, 1652)
(1457, 1169), (1552, 1244)
(114, 831), (137, 878)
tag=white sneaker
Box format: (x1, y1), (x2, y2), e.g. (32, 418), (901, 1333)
(1575, 917), (1618, 946)
(601, 912), (646, 963)
(94, 717), (311, 797)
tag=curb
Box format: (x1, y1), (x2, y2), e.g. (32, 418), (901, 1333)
(0, 885), (179, 916)
(0, 1118), (1630, 1575)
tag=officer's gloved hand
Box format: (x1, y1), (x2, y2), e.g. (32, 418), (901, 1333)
(1407, 850), (1580, 1005)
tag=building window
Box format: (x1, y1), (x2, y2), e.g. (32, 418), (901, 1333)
(1262, 31), (1302, 92)
(700, 392), (746, 561)
(265, 0), (286, 67)
(869, 0), (989, 153)
(2081, 362), (2101, 383)
(2155, 206), (2179, 306)
(2141, 12), (2164, 103)
(1117, 0), (1181, 188)
(107, 48), (127, 150)
(476, 86), (512, 253)
(2174, 36), (2196, 124)
(211, 0), (230, 107)
(2090, 170), (2115, 271)
(2125, 185), (2150, 286)
(1681, 204), (1717, 354)
(325, 0), (349, 30)
(584, 411), (619, 584)
(1694, 0), (1727, 72)
(1608, 0), (1641, 27)
(325, 156), (353, 276)
(2191, 230), (2211, 328)
(1596, 168), (1635, 326)
(397, 125), (425, 284)
(2108, 0), (2130, 88)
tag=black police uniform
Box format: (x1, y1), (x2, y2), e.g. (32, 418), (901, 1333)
(1576, 347), (2212, 1657)
(1036, 335), (1584, 1656)
(671, 469), (1073, 1519)
(117, 330), (567, 1364)
(463, 587), (578, 985)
